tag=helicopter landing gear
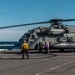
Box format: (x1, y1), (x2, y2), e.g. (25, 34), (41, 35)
(74, 49), (75, 52)
(60, 49), (64, 52)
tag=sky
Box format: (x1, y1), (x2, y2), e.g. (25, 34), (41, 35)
(0, 0), (75, 41)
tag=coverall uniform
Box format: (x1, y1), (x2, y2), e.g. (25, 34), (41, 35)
(21, 41), (29, 59)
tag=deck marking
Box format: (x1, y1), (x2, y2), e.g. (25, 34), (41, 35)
(35, 61), (75, 75)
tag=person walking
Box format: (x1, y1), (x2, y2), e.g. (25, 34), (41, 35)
(21, 40), (29, 59)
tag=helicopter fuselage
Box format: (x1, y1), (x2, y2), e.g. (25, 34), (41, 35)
(19, 24), (75, 51)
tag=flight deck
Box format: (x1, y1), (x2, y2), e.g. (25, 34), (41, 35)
(0, 50), (75, 75)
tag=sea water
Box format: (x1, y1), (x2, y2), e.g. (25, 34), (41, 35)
(0, 41), (20, 50)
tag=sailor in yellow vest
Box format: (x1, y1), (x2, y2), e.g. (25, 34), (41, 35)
(21, 40), (29, 59)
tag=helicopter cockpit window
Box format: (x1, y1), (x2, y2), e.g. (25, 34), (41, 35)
(23, 34), (30, 37)
(31, 35), (36, 39)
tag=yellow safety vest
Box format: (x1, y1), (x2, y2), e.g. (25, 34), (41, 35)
(21, 42), (29, 49)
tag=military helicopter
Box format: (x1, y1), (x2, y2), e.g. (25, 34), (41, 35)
(0, 18), (75, 52)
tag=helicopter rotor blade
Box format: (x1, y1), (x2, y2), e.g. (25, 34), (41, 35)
(0, 19), (75, 29)
(49, 19), (75, 22)
(60, 19), (75, 21)
(0, 21), (50, 29)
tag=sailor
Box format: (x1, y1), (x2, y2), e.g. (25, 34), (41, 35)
(39, 41), (44, 53)
(44, 41), (49, 54)
(21, 40), (29, 59)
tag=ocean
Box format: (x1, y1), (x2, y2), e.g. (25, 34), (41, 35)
(0, 41), (20, 50)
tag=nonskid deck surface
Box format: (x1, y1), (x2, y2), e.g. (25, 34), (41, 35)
(0, 50), (75, 75)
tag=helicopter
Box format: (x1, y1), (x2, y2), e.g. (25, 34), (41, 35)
(0, 18), (75, 52)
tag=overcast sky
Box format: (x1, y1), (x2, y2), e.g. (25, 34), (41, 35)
(0, 0), (75, 41)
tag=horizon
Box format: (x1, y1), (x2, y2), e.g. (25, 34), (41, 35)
(0, 0), (75, 41)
